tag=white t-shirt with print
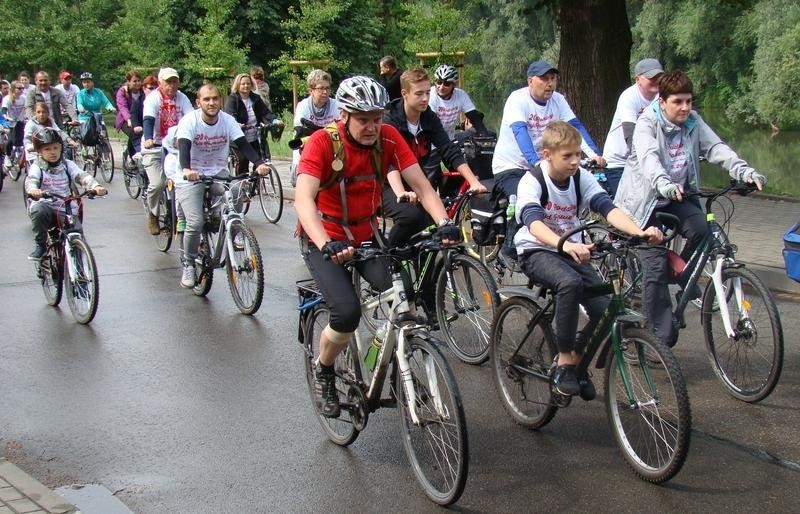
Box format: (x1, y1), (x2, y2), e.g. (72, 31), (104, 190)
(513, 167), (606, 253)
(603, 84), (653, 169)
(428, 87), (477, 140)
(492, 88), (590, 174)
(54, 84), (80, 108)
(2, 94), (27, 125)
(143, 90), (194, 145)
(175, 110), (243, 177)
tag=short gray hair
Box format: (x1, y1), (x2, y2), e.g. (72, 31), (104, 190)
(306, 69), (331, 89)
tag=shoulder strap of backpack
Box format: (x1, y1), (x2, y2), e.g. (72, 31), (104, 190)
(528, 165), (581, 208)
(318, 122), (384, 191)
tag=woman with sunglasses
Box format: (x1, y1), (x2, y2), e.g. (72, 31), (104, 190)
(2, 80), (27, 171)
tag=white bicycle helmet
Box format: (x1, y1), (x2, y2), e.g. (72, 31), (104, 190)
(335, 76), (389, 113)
(434, 64), (458, 83)
(79, 72), (93, 80)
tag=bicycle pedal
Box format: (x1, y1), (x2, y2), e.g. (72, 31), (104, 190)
(379, 398), (398, 409)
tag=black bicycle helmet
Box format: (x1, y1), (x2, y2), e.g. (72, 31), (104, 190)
(80, 72), (93, 80)
(32, 128), (65, 152)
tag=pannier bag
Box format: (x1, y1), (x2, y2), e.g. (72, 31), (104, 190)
(469, 181), (507, 246)
(782, 222), (800, 282)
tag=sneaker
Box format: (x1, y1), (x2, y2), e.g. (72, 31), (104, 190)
(147, 213), (161, 235)
(3, 156), (11, 169)
(180, 263), (196, 288)
(314, 364), (340, 418)
(578, 372), (596, 401)
(28, 244), (46, 260)
(551, 364), (580, 396)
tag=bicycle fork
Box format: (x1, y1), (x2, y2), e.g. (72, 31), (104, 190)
(709, 256), (745, 339)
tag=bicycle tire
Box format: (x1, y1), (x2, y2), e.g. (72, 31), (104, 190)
(227, 148), (239, 175)
(39, 245), (63, 306)
(435, 253), (499, 364)
(701, 266), (784, 402)
(241, 180), (253, 215)
(0, 170), (4, 193)
(605, 327), (691, 483)
(64, 238), (99, 324)
(192, 232), (214, 297)
(99, 139), (114, 182)
(303, 305), (361, 446)
(258, 166), (283, 223)
(396, 336), (468, 506)
(154, 189), (173, 252)
(123, 167), (141, 199)
(490, 296), (557, 428)
(7, 149), (22, 181)
(454, 198), (499, 263)
(226, 220), (264, 315)
(83, 158), (96, 179)
(71, 141), (85, 169)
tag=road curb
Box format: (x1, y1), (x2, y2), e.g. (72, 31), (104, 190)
(0, 459), (77, 514)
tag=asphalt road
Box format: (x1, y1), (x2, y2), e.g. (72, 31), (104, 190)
(0, 158), (798, 513)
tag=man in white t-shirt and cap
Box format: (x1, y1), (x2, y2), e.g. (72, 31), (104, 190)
(141, 66), (194, 235)
(601, 58), (664, 198)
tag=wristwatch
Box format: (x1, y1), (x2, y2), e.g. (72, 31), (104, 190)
(438, 217), (454, 227)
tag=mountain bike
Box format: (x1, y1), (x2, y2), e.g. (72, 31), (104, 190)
(659, 181), (784, 402)
(354, 229), (499, 365)
(31, 190), (101, 324)
(81, 113), (114, 183)
(490, 222), (691, 483)
(297, 242), (468, 505)
(190, 174), (264, 315)
(226, 123), (283, 223)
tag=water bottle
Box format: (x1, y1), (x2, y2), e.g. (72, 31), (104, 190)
(364, 321), (388, 372)
(506, 194), (517, 223)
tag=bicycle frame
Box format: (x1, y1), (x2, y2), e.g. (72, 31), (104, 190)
(202, 177), (249, 269)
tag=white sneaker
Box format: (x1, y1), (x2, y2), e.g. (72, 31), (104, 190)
(181, 264), (196, 288)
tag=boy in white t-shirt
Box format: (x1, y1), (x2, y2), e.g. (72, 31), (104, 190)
(514, 121), (661, 398)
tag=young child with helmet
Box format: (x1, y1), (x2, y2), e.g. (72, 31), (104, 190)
(24, 127), (107, 260)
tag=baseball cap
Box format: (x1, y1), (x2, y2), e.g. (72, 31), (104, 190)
(527, 60), (558, 78)
(59, 71), (71, 80)
(158, 67), (180, 81)
(634, 58), (664, 79)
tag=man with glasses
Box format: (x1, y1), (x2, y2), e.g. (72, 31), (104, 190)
(25, 71), (76, 130)
(601, 58), (664, 198)
(428, 64), (488, 140)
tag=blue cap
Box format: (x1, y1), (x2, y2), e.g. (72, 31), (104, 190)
(527, 60), (558, 78)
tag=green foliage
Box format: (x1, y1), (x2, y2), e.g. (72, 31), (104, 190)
(115, 0), (181, 75)
(397, 1), (483, 56)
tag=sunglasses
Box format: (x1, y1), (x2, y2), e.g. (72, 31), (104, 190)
(144, 85), (156, 90)
(312, 86), (330, 92)
(15, 86), (25, 90)
(436, 80), (454, 86)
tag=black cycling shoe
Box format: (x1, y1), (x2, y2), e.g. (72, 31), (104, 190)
(314, 365), (340, 418)
(551, 364), (580, 396)
(28, 244), (46, 261)
(578, 373), (596, 401)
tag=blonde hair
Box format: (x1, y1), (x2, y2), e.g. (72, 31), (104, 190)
(231, 73), (253, 94)
(400, 67), (430, 91)
(541, 120), (581, 151)
(306, 69), (331, 89)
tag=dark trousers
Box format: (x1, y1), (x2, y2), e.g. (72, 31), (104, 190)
(303, 243), (392, 333)
(381, 185), (431, 248)
(493, 168), (526, 254)
(119, 123), (141, 156)
(520, 250), (609, 353)
(603, 167), (623, 199)
(5, 123), (23, 156)
(235, 140), (263, 176)
(639, 199), (709, 346)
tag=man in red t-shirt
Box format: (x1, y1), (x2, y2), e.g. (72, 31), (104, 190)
(294, 76), (459, 418)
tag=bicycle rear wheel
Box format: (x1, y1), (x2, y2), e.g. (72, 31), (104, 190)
(455, 198), (499, 263)
(701, 266), (783, 402)
(64, 238), (99, 324)
(435, 253), (498, 364)
(490, 296), (557, 428)
(124, 167), (141, 199)
(303, 305), (361, 446)
(226, 220), (264, 315)
(605, 327), (691, 483)
(99, 139), (114, 182)
(192, 231), (214, 297)
(257, 166), (283, 223)
(39, 245), (63, 306)
(154, 189), (173, 252)
(396, 336), (468, 506)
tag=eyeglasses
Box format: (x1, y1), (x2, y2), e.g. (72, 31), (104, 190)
(144, 85), (156, 90)
(312, 86), (330, 92)
(15, 86), (24, 90)
(436, 80), (454, 87)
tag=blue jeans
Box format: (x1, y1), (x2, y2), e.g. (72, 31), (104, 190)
(519, 250), (609, 353)
(603, 167), (623, 199)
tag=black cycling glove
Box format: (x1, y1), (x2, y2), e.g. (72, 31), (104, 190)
(321, 240), (351, 258)
(436, 224), (462, 243)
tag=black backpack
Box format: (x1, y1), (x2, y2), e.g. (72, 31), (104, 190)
(80, 114), (101, 146)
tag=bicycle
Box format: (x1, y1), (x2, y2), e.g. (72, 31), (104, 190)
(62, 116), (84, 168)
(226, 123), (283, 223)
(81, 113), (114, 183)
(296, 242), (469, 505)
(652, 181), (784, 403)
(4, 136), (26, 182)
(30, 190), (101, 324)
(490, 222), (691, 483)
(190, 174), (264, 315)
(354, 229), (499, 365)
(134, 146), (176, 252)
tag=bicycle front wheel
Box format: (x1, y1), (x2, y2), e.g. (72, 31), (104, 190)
(39, 245), (63, 306)
(123, 166), (141, 199)
(226, 221), (264, 315)
(154, 189), (173, 252)
(606, 327), (691, 483)
(490, 296), (557, 428)
(435, 253), (499, 364)
(257, 166), (283, 223)
(303, 305), (361, 446)
(7, 152), (22, 181)
(99, 139), (114, 182)
(64, 238), (99, 324)
(396, 336), (468, 506)
(701, 266), (783, 402)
